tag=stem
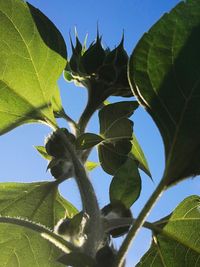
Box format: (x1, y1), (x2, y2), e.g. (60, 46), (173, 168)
(62, 111), (78, 132)
(0, 216), (77, 253)
(77, 102), (95, 135)
(104, 218), (163, 234)
(114, 177), (167, 267)
(57, 130), (103, 257)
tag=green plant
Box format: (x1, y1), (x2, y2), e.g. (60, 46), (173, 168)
(0, 0), (199, 266)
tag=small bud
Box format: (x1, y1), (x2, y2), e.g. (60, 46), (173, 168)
(54, 212), (89, 247)
(101, 202), (132, 238)
(45, 128), (75, 158)
(48, 158), (74, 180)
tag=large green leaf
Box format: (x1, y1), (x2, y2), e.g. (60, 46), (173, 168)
(129, 0), (200, 185)
(0, 0), (66, 134)
(0, 182), (77, 267)
(136, 195), (200, 266)
(109, 158), (141, 208)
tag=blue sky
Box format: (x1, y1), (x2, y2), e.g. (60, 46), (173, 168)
(0, 0), (199, 266)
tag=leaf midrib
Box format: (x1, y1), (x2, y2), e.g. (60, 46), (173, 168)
(0, 7), (47, 106)
(0, 80), (44, 118)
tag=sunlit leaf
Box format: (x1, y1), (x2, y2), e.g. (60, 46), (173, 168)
(137, 195), (200, 266)
(109, 158), (141, 208)
(129, 0), (200, 185)
(51, 86), (64, 117)
(0, 182), (77, 266)
(35, 145), (52, 160)
(85, 161), (99, 171)
(0, 0), (66, 134)
(130, 134), (151, 178)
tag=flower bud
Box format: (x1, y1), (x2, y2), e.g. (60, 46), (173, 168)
(54, 212), (89, 247)
(48, 158), (74, 180)
(64, 32), (133, 119)
(45, 128), (75, 158)
(101, 202), (132, 238)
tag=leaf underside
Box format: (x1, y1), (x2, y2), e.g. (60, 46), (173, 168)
(0, 182), (77, 267)
(136, 195), (200, 267)
(129, 0), (200, 185)
(109, 157), (141, 208)
(0, 0), (66, 134)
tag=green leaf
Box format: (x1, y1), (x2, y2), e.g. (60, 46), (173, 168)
(85, 161), (99, 171)
(109, 158), (141, 208)
(98, 101), (138, 175)
(76, 133), (104, 150)
(35, 145), (52, 160)
(51, 86), (64, 116)
(0, 182), (77, 266)
(63, 70), (74, 82)
(137, 195), (200, 266)
(129, 0), (200, 185)
(98, 139), (132, 175)
(0, 0), (66, 134)
(99, 101), (138, 135)
(130, 134), (151, 178)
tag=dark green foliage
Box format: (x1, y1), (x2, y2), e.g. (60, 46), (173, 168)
(65, 33), (132, 98)
(109, 157), (141, 208)
(129, 0), (200, 186)
(64, 34), (134, 132)
(76, 133), (104, 150)
(98, 101), (138, 175)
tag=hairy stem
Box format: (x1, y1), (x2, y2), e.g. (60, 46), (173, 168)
(114, 178), (167, 267)
(0, 216), (77, 253)
(57, 129), (103, 257)
(77, 103), (95, 135)
(56, 109), (78, 134)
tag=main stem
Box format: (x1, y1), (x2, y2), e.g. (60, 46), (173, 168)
(114, 177), (167, 267)
(58, 130), (103, 257)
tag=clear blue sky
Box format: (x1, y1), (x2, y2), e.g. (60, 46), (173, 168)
(0, 0), (199, 266)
